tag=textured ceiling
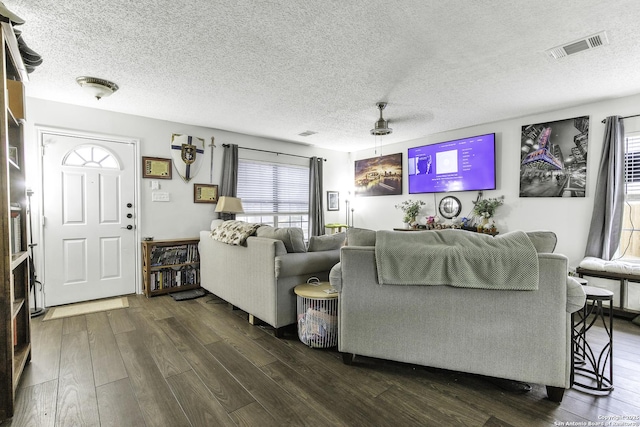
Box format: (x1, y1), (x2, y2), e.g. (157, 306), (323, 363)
(8, 0), (640, 152)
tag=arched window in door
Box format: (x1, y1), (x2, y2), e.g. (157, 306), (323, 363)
(62, 144), (120, 169)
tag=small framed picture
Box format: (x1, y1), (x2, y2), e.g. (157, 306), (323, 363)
(194, 183), (218, 203)
(327, 191), (339, 211)
(8, 146), (18, 167)
(142, 156), (172, 179)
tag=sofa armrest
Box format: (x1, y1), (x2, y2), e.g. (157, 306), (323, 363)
(275, 249), (340, 278)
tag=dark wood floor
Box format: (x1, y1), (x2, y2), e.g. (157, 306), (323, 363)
(2, 293), (640, 427)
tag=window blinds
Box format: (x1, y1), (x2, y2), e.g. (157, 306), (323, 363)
(237, 159), (309, 215)
(625, 135), (640, 198)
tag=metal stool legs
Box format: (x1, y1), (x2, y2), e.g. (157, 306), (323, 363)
(572, 291), (613, 394)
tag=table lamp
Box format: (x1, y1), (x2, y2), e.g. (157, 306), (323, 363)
(215, 196), (244, 221)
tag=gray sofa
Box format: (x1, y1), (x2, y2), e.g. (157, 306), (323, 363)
(330, 228), (586, 402)
(198, 222), (342, 336)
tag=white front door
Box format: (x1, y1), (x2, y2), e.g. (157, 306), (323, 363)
(42, 132), (137, 306)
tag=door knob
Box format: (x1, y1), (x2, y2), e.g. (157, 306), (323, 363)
(121, 225), (133, 230)
(127, 213), (133, 218)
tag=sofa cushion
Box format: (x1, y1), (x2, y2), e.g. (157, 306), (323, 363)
(346, 227), (376, 246)
(256, 225), (307, 253)
(274, 250), (340, 278)
(308, 232), (345, 252)
(210, 220), (261, 246)
(579, 256), (640, 275)
(526, 231), (557, 253)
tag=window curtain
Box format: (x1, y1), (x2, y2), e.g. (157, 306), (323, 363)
(585, 116), (625, 260)
(309, 157), (324, 236)
(220, 144), (238, 220)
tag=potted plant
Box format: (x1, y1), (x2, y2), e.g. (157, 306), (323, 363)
(472, 195), (504, 226)
(395, 199), (426, 227)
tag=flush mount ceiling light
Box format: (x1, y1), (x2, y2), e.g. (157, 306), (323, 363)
(370, 102), (392, 136)
(76, 76), (119, 100)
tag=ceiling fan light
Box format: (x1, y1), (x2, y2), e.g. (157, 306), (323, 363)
(76, 76), (119, 100)
(371, 119), (393, 135)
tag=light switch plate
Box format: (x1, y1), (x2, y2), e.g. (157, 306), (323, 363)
(152, 192), (170, 202)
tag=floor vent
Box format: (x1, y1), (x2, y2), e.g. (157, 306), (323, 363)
(546, 31), (608, 59)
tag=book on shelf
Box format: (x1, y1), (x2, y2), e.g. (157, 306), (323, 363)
(148, 266), (199, 292)
(149, 243), (199, 266)
(10, 210), (21, 253)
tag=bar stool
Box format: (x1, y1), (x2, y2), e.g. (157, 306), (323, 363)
(572, 285), (614, 394)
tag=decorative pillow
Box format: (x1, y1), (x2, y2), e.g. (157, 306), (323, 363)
(210, 220), (261, 246)
(346, 227), (376, 246)
(256, 225), (307, 253)
(308, 232), (345, 252)
(566, 276), (587, 313)
(210, 219), (224, 231)
(526, 231), (557, 253)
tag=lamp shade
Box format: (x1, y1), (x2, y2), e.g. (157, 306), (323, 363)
(215, 196), (244, 214)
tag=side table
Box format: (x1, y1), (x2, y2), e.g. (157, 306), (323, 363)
(572, 285), (614, 394)
(325, 223), (348, 234)
(294, 282), (338, 348)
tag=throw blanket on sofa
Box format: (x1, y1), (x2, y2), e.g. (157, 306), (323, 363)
(375, 229), (539, 290)
(210, 221), (261, 246)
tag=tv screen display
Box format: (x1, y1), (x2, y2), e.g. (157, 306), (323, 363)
(408, 133), (496, 194)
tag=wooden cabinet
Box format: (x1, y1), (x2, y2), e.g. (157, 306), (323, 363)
(0, 22), (30, 421)
(141, 238), (201, 297)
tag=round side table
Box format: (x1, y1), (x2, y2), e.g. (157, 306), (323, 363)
(572, 285), (614, 394)
(294, 282), (338, 348)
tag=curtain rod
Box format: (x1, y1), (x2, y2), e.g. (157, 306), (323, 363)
(601, 114), (640, 123)
(222, 144), (326, 161)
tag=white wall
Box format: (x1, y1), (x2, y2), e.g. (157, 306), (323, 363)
(23, 93), (640, 296)
(351, 93), (640, 268)
(23, 98), (351, 298)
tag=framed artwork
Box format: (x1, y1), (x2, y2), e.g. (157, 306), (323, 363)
(327, 191), (339, 211)
(193, 183), (218, 203)
(354, 153), (403, 196)
(520, 116), (589, 197)
(142, 156), (172, 179)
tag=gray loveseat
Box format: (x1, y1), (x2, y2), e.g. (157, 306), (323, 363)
(199, 221), (342, 336)
(330, 228), (586, 402)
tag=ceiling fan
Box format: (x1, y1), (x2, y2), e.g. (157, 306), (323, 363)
(370, 102), (393, 136)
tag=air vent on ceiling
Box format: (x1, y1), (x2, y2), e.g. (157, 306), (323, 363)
(546, 31), (609, 59)
(298, 130), (317, 137)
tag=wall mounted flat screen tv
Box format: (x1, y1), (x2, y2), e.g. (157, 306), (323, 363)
(408, 133), (496, 194)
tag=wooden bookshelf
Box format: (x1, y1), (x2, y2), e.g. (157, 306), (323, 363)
(1, 22), (31, 422)
(141, 238), (201, 297)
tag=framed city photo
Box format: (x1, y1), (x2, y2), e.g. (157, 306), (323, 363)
(327, 191), (339, 211)
(354, 153), (403, 196)
(520, 116), (589, 197)
(142, 156), (172, 179)
(194, 183), (218, 203)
